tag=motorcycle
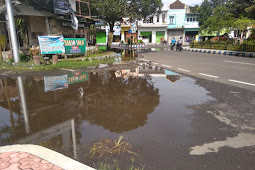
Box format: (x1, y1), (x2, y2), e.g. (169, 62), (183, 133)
(161, 40), (167, 45)
(176, 43), (183, 51)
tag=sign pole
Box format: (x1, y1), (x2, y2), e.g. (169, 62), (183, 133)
(5, 0), (20, 63)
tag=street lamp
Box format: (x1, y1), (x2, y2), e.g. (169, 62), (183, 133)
(5, 0), (20, 63)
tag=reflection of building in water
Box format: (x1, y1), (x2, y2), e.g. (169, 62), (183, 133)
(115, 68), (139, 79)
(166, 75), (180, 83)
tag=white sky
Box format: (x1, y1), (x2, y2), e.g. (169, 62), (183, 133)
(162, 0), (203, 7)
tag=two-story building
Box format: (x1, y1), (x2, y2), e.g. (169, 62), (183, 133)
(137, 0), (199, 44)
(138, 9), (168, 44)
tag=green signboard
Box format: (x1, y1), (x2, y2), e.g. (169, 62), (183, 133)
(64, 38), (86, 55)
(68, 72), (89, 84)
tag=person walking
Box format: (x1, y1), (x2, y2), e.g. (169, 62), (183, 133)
(171, 37), (176, 50)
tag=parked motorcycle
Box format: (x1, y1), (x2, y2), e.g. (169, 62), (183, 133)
(161, 40), (167, 45)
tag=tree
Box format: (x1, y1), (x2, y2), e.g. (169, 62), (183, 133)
(200, 6), (235, 33)
(234, 17), (255, 38)
(197, 0), (212, 26)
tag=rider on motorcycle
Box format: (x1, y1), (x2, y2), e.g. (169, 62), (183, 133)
(176, 37), (183, 51)
(171, 37), (176, 50)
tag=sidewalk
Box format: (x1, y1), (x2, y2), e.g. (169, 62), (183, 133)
(183, 47), (255, 58)
(0, 151), (63, 170)
(0, 145), (94, 170)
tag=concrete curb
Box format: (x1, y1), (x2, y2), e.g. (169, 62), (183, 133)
(0, 144), (94, 170)
(183, 47), (255, 58)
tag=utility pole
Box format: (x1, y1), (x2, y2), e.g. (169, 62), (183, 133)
(5, 0), (20, 63)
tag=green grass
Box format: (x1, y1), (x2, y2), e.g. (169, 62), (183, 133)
(0, 57), (115, 71)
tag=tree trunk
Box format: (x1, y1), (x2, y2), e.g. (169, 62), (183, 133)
(107, 23), (114, 50)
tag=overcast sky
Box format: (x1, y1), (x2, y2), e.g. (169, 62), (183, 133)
(162, 0), (204, 7)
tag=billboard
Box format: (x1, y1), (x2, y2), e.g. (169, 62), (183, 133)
(64, 38), (86, 54)
(38, 36), (65, 55)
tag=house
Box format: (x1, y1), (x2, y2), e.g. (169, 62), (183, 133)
(138, 9), (168, 44)
(137, 0), (200, 44)
(0, 2), (96, 50)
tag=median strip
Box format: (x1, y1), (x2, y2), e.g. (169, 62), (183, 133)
(199, 73), (219, 79)
(229, 79), (255, 87)
(178, 68), (191, 72)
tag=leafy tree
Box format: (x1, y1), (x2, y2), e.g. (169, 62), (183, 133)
(200, 6), (235, 33)
(197, 0), (212, 26)
(234, 17), (255, 38)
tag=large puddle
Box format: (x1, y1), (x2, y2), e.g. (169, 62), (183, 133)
(0, 64), (215, 169)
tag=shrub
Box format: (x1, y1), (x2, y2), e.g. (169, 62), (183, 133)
(20, 53), (30, 62)
(138, 40), (144, 44)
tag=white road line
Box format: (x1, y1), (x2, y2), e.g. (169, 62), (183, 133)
(199, 73), (219, 79)
(151, 62), (159, 65)
(229, 79), (255, 87)
(178, 68), (191, 72)
(224, 60), (255, 66)
(162, 64), (172, 68)
(61, 68), (75, 72)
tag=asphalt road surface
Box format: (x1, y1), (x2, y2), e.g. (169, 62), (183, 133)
(139, 48), (255, 91)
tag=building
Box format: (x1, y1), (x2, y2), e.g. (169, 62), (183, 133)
(0, 1), (96, 50)
(137, 0), (200, 44)
(138, 9), (168, 44)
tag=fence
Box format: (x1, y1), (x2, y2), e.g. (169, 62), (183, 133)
(190, 42), (255, 52)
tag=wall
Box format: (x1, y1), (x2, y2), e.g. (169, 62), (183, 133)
(28, 16), (48, 46)
(96, 32), (107, 44)
(167, 9), (185, 29)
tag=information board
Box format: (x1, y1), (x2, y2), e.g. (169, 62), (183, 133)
(38, 36), (65, 55)
(64, 38), (86, 54)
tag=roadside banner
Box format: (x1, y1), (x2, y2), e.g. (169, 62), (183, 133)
(38, 36), (65, 55)
(44, 75), (68, 92)
(68, 72), (89, 84)
(64, 38), (86, 54)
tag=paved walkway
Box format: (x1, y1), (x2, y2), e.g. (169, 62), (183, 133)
(0, 151), (62, 170)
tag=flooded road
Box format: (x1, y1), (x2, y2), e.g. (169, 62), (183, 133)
(1, 62), (255, 169)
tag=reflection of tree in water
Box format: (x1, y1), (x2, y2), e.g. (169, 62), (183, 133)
(84, 71), (160, 133)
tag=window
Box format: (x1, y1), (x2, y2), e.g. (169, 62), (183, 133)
(169, 16), (175, 24)
(193, 18), (196, 22)
(162, 14), (165, 23)
(157, 14), (160, 22)
(187, 18), (190, 22)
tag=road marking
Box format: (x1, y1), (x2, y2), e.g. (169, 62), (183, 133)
(224, 60), (255, 66)
(178, 68), (191, 72)
(151, 62), (159, 65)
(61, 68), (75, 72)
(229, 79), (255, 87)
(162, 64), (172, 68)
(199, 73), (219, 79)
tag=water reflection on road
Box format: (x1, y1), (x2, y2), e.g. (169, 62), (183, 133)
(0, 64), (214, 168)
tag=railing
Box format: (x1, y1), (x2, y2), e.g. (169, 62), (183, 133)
(190, 42), (255, 52)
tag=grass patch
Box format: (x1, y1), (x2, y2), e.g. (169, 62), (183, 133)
(0, 56), (115, 71)
(98, 159), (144, 170)
(86, 136), (140, 160)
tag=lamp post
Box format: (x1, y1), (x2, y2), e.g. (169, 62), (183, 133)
(5, 0), (20, 63)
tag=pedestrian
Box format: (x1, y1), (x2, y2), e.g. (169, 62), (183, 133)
(171, 37), (176, 50)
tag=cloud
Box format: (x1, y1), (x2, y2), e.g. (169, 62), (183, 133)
(162, 0), (203, 7)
